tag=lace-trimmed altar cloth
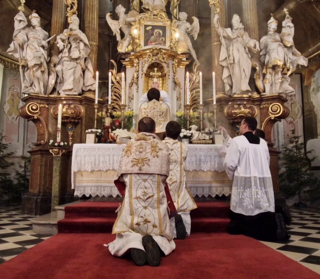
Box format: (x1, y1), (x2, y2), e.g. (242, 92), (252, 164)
(72, 144), (229, 197)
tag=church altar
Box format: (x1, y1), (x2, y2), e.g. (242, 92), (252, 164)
(71, 143), (232, 198)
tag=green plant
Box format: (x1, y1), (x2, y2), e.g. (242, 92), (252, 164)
(279, 136), (318, 206)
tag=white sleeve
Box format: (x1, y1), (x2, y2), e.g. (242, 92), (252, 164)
(160, 91), (172, 110)
(224, 139), (240, 180)
(139, 93), (148, 108)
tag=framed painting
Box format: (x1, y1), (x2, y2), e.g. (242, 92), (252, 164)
(141, 23), (170, 48)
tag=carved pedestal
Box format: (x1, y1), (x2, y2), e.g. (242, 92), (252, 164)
(19, 94), (102, 215)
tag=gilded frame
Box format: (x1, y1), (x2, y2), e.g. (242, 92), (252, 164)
(140, 20), (171, 48)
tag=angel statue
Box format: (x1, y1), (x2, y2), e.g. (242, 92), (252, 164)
(141, 0), (167, 12)
(7, 11), (51, 95)
(173, 12), (200, 65)
(106, 5), (139, 53)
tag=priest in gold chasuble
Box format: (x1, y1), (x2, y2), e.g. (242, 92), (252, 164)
(108, 117), (175, 266)
(138, 88), (170, 133)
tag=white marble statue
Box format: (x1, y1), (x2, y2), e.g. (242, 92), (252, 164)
(190, 125), (210, 141)
(214, 14), (260, 96)
(7, 11), (50, 95)
(54, 14), (95, 95)
(260, 11), (307, 95)
(173, 12), (200, 65)
(142, 0), (167, 12)
(106, 5), (139, 53)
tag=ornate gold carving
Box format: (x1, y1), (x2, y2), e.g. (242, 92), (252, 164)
(51, 104), (83, 123)
(0, 55), (19, 69)
(109, 60), (123, 112)
(19, 102), (49, 146)
(208, 0), (220, 13)
(189, 63), (200, 112)
(64, 0), (78, 23)
(224, 104), (258, 121)
(18, 0), (26, 11)
(261, 102), (290, 130)
(49, 148), (67, 157)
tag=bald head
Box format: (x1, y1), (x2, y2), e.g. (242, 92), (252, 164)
(138, 117), (156, 133)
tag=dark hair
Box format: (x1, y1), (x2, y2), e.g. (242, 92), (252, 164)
(166, 121), (181, 140)
(138, 117), (155, 133)
(243, 117), (257, 131)
(254, 128), (265, 139)
(147, 88), (160, 101)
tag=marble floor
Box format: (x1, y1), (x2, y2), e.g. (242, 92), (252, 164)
(1, 206), (320, 275)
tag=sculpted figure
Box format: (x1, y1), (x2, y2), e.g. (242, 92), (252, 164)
(214, 14), (260, 96)
(106, 5), (139, 53)
(55, 14), (95, 95)
(7, 11), (49, 95)
(173, 12), (200, 65)
(142, 0), (167, 12)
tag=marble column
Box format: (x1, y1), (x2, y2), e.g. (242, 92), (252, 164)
(209, 0), (226, 95)
(50, 0), (66, 58)
(84, 0), (99, 73)
(241, 0), (259, 41)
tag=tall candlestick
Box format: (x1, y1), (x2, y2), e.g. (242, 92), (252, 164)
(57, 104), (62, 142)
(199, 72), (203, 105)
(186, 71), (190, 105)
(121, 72), (125, 104)
(108, 71), (112, 105)
(95, 71), (99, 104)
(212, 72), (216, 105)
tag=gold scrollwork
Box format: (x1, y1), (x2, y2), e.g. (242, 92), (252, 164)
(109, 60), (123, 112)
(224, 104), (258, 121)
(189, 63), (200, 112)
(261, 102), (286, 130)
(51, 104), (83, 123)
(49, 148), (67, 157)
(64, 0), (78, 23)
(208, 0), (220, 13)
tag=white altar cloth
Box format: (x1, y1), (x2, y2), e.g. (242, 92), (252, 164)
(71, 144), (231, 197)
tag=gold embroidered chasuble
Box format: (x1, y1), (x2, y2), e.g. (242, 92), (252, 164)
(112, 133), (173, 241)
(163, 138), (197, 213)
(138, 100), (170, 133)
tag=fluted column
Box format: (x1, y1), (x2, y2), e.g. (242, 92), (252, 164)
(241, 0), (259, 41)
(84, 0), (99, 73)
(209, 0), (226, 94)
(50, 0), (66, 58)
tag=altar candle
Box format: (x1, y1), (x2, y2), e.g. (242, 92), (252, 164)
(57, 104), (62, 142)
(212, 72), (216, 105)
(108, 71), (112, 105)
(186, 71), (190, 105)
(121, 72), (125, 104)
(95, 71), (99, 104)
(199, 72), (203, 105)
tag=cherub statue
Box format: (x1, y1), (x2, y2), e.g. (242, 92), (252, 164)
(106, 5), (139, 53)
(54, 14), (95, 95)
(214, 14), (260, 95)
(173, 12), (200, 65)
(7, 11), (50, 95)
(142, 0), (167, 12)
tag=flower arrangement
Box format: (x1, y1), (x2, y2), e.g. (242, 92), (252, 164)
(189, 111), (200, 126)
(124, 110), (134, 131)
(113, 111), (121, 119)
(176, 111), (186, 129)
(49, 140), (68, 147)
(179, 129), (193, 139)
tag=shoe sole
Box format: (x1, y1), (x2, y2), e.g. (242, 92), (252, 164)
(142, 235), (161, 267)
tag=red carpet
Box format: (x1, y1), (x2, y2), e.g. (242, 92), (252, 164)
(0, 233), (319, 279)
(58, 201), (230, 233)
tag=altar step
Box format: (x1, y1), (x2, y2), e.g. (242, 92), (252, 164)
(57, 201), (230, 234)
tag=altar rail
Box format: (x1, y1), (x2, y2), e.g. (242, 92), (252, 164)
(72, 144), (232, 197)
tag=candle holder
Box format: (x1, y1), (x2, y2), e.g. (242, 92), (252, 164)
(120, 104), (127, 129)
(199, 104), (204, 132)
(94, 103), (99, 129)
(184, 104), (191, 130)
(213, 103), (217, 129)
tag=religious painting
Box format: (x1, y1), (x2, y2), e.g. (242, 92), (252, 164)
(141, 24), (169, 48)
(304, 67), (320, 169)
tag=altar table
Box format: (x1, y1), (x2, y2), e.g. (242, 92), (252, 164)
(71, 144), (232, 197)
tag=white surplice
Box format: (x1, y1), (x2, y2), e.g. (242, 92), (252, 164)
(163, 138), (197, 237)
(224, 135), (275, 216)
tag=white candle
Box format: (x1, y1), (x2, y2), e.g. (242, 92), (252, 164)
(121, 72), (125, 104)
(95, 71), (99, 104)
(108, 71), (112, 105)
(199, 72), (203, 105)
(57, 104), (62, 142)
(186, 71), (190, 105)
(212, 72), (216, 105)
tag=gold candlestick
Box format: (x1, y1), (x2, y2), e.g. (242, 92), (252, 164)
(199, 104), (204, 132)
(120, 104), (127, 129)
(94, 103), (99, 129)
(184, 104), (191, 130)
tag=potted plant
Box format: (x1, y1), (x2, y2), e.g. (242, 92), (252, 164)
(279, 136), (318, 207)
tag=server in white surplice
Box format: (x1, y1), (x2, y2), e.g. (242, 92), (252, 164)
(224, 117), (289, 241)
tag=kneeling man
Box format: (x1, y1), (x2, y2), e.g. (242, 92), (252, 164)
(108, 117), (175, 266)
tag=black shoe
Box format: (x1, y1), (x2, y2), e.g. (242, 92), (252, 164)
(175, 214), (187, 240)
(275, 205), (292, 226)
(142, 235), (161, 266)
(275, 213), (287, 240)
(131, 248), (146, 266)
